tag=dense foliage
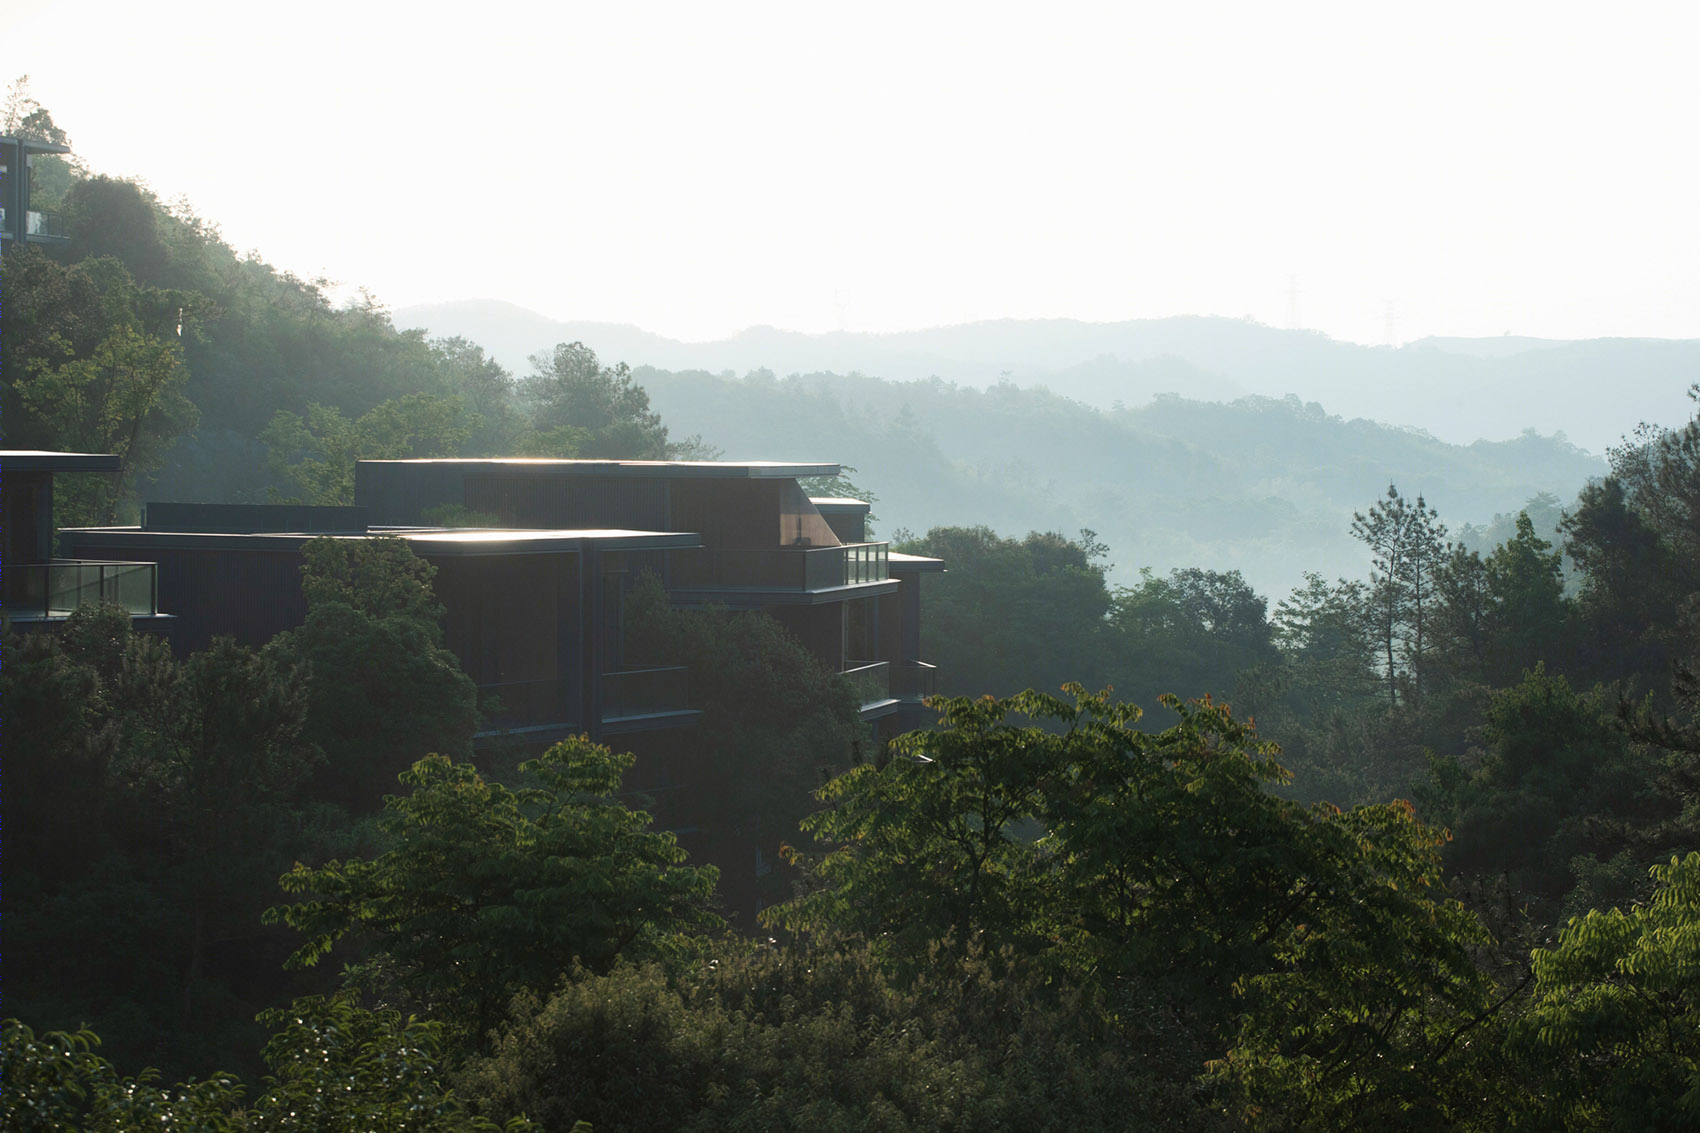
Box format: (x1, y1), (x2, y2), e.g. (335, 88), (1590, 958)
(9, 93), (1700, 1128)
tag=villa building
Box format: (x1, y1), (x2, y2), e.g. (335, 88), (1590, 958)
(13, 452), (942, 920)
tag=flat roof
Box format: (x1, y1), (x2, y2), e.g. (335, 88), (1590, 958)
(1, 137), (73, 155)
(810, 497), (872, 512)
(358, 458), (840, 479)
(59, 526), (702, 555)
(2, 450), (122, 473)
(889, 552), (946, 572)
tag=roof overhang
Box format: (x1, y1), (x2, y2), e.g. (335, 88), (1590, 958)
(2, 451), (122, 473)
(810, 497), (872, 514)
(889, 552), (946, 573)
(59, 527), (702, 555)
(359, 458), (840, 479)
(666, 579), (902, 607)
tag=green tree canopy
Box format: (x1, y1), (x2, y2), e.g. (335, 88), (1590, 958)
(893, 526), (1114, 697)
(769, 686), (1493, 1098)
(520, 341), (669, 459)
(1515, 852), (1700, 1131)
(262, 393), (472, 506)
(266, 740), (722, 1054)
(264, 535), (477, 809)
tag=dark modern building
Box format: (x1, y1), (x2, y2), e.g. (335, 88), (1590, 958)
(0, 135), (72, 248)
(59, 502), (701, 742)
(1, 450), (172, 634)
(352, 458), (942, 736)
(23, 453), (942, 921)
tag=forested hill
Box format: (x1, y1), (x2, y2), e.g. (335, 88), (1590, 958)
(397, 298), (1698, 455)
(631, 366), (1602, 599)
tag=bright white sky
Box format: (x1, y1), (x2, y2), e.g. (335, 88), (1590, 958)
(16, 0), (1700, 345)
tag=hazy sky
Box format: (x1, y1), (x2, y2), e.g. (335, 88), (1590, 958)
(16, 0), (1699, 345)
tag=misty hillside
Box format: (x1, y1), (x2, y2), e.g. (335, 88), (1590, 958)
(397, 300), (1697, 455)
(630, 367), (1604, 601)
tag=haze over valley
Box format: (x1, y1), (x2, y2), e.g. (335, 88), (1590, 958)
(396, 299), (1632, 598)
(14, 2), (1700, 1123)
(399, 299), (1691, 458)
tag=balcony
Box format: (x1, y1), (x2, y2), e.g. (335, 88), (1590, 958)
(602, 666), (691, 721)
(3, 560), (158, 620)
(0, 206), (68, 241)
(669, 542), (889, 593)
(842, 660), (891, 707)
(891, 660), (938, 700)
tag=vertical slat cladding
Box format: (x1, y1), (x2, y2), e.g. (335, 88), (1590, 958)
(671, 479), (777, 547)
(465, 473), (667, 531)
(356, 462), (469, 525)
(426, 550), (583, 727)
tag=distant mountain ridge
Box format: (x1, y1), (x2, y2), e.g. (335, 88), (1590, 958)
(628, 368), (1605, 600)
(396, 300), (1700, 455)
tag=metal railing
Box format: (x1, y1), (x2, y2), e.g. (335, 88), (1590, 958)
(2, 207), (68, 239)
(842, 660), (890, 706)
(670, 542), (889, 591)
(602, 666), (690, 720)
(3, 560), (158, 619)
(892, 660), (938, 699)
(27, 209), (66, 238)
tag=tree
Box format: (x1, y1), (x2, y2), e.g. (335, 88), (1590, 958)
(894, 526), (1113, 697)
(770, 684), (1496, 1104)
(244, 995), (533, 1131)
(519, 342), (669, 459)
(1421, 667), (1650, 922)
(1433, 545), (1493, 684)
(138, 639), (319, 1029)
(264, 536), (478, 809)
(1515, 852), (1700, 1131)
(1482, 511), (1570, 684)
(5, 605), (321, 1083)
(262, 393), (471, 506)
(763, 691), (1066, 969)
(1562, 390), (1700, 691)
(622, 574), (866, 918)
(431, 335), (518, 455)
(0, 1001), (532, 1132)
(4, 253), (201, 521)
(0, 1018), (243, 1132)
(65, 176), (171, 285)
(266, 740), (722, 1054)
(1272, 572), (1377, 707)
(1109, 567), (1278, 715)
(3, 74), (72, 146)
(1352, 484), (1447, 708)
(458, 945), (1219, 1133)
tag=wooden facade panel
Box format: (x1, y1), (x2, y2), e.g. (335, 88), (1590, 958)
(429, 551), (582, 728)
(670, 479), (780, 548)
(355, 463), (470, 526)
(468, 475), (668, 531)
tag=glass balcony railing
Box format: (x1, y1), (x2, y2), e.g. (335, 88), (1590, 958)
(891, 660), (938, 699)
(670, 542), (889, 591)
(3, 560), (158, 620)
(842, 660), (891, 706)
(1, 207), (68, 239)
(602, 666), (690, 720)
(27, 209), (66, 238)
